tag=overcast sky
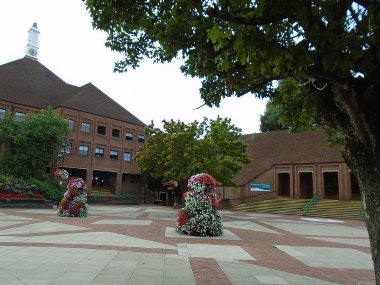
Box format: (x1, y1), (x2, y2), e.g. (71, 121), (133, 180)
(0, 0), (268, 134)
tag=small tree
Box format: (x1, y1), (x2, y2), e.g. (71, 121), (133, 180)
(134, 117), (250, 191)
(0, 108), (68, 178)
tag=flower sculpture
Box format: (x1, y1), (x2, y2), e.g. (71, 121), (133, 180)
(57, 178), (89, 217)
(53, 169), (69, 180)
(176, 173), (223, 236)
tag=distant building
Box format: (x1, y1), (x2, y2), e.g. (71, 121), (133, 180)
(219, 130), (359, 206)
(0, 23), (146, 197)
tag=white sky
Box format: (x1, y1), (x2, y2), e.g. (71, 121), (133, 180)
(0, 0), (268, 134)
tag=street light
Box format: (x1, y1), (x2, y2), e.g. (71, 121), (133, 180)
(56, 140), (69, 207)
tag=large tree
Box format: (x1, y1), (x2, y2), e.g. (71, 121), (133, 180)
(134, 117), (250, 190)
(84, 0), (380, 280)
(0, 108), (68, 178)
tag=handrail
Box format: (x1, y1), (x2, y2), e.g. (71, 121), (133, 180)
(92, 190), (101, 203)
(301, 193), (320, 215)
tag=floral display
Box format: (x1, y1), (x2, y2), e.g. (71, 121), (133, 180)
(176, 173), (223, 236)
(57, 178), (88, 217)
(166, 180), (178, 192)
(53, 169), (69, 180)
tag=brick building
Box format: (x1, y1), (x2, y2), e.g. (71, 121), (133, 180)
(0, 24), (146, 197)
(218, 130), (360, 206)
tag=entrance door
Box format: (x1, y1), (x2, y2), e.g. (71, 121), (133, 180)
(300, 172), (313, 199)
(278, 173), (290, 197)
(350, 174), (360, 200)
(324, 172), (339, 199)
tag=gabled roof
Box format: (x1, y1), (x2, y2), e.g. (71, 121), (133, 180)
(234, 129), (344, 185)
(60, 83), (145, 126)
(0, 57), (145, 126)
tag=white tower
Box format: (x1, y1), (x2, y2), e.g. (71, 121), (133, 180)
(25, 22), (40, 60)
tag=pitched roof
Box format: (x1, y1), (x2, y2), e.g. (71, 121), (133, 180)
(0, 57), (145, 126)
(234, 129), (344, 185)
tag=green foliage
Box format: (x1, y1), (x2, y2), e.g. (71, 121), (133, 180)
(84, 1), (380, 279)
(134, 117), (250, 188)
(0, 171), (62, 201)
(0, 108), (68, 178)
(259, 101), (289, 132)
(26, 176), (64, 201)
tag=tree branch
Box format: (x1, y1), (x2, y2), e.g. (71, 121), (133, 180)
(206, 7), (286, 26)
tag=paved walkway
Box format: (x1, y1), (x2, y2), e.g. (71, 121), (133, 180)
(0, 205), (375, 285)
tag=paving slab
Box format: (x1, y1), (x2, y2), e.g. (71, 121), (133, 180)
(91, 219), (152, 225)
(273, 245), (373, 269)
(177, 243), (255, 261)
(224, 220), (282, 234)
(165, 227), (241, 240)
(0, 232), (177, 250)
(0, 221), (88, 235)
(262, 220), (369, 237)
(218, 260), (340, 285)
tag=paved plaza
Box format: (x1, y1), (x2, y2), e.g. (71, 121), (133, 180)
(0, 205), (375, 284)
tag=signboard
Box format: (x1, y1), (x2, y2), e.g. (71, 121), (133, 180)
(250, 183), (271, 192)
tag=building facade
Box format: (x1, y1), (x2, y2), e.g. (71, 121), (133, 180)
(218, 130), (360, 206)
(0, 30), (146, 197)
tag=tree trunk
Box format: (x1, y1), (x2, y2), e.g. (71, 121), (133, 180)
(343, 146), (380, 283)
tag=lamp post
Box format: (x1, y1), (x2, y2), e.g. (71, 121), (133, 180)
(56, 140), (69, 208)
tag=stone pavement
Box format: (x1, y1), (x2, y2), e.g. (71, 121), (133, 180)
(0, 205), (375, 285)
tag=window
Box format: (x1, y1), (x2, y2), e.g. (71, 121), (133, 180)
(60, 142), (72, 154)
(81, 122), (91, 133)
(138, 134), (145, 143)
(97, 125), (106, 135)
(110, 149), (119, 159)
(124, 151), (132, 162)
(66, 119), (74, 130)
(112, 128), (120, 138)
(79, 145), (89, 156)
(95, 147), (104, 157)
(0, 108), (5, 119)
(125, 131), (133, 140)
(15, 112), (26, 123)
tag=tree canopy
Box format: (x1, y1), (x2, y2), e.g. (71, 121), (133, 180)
(134, 117), (250, 189)
(85, 0), (380, 279)
(259, 101), (288, 132)
(0, 108), (68, 178)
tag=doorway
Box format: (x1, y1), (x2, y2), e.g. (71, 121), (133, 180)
(278, 173), (290, 197)
(324, 172), (339, 199)
(299, 172), (313, 199)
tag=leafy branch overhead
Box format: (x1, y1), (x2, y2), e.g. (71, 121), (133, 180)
(84, 1), (380, 280)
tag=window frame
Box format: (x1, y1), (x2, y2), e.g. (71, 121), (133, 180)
(0, 108), (6, 119)
(66, 119), (75, 130)
(125, 131), (133, 141)
(112, 128), (120, 138)
(137, 134), (145, 143)
(124, 151), (132, 162)
(79, 145), (89, 156)
(15, 112), (26, 123)
(80, 122), (91, 133)
(97, 125), (106, 135)
(110, 149), (119, 160)
(95, 147), (105, 158)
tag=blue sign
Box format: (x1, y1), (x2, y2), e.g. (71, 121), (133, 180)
(250, 183), (271, 192)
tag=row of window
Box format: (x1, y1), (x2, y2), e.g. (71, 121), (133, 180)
(67, 119), (145, 143)
(0, 109), (26, 122)
(61, 143), (133, 161)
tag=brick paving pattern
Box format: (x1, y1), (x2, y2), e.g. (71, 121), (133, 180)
(0, 205), (375, 284)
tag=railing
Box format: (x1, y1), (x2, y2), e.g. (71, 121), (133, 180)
(301, 193), (320, 215)
(92, 191), (101, 203)
(116, 192), (142, 203)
